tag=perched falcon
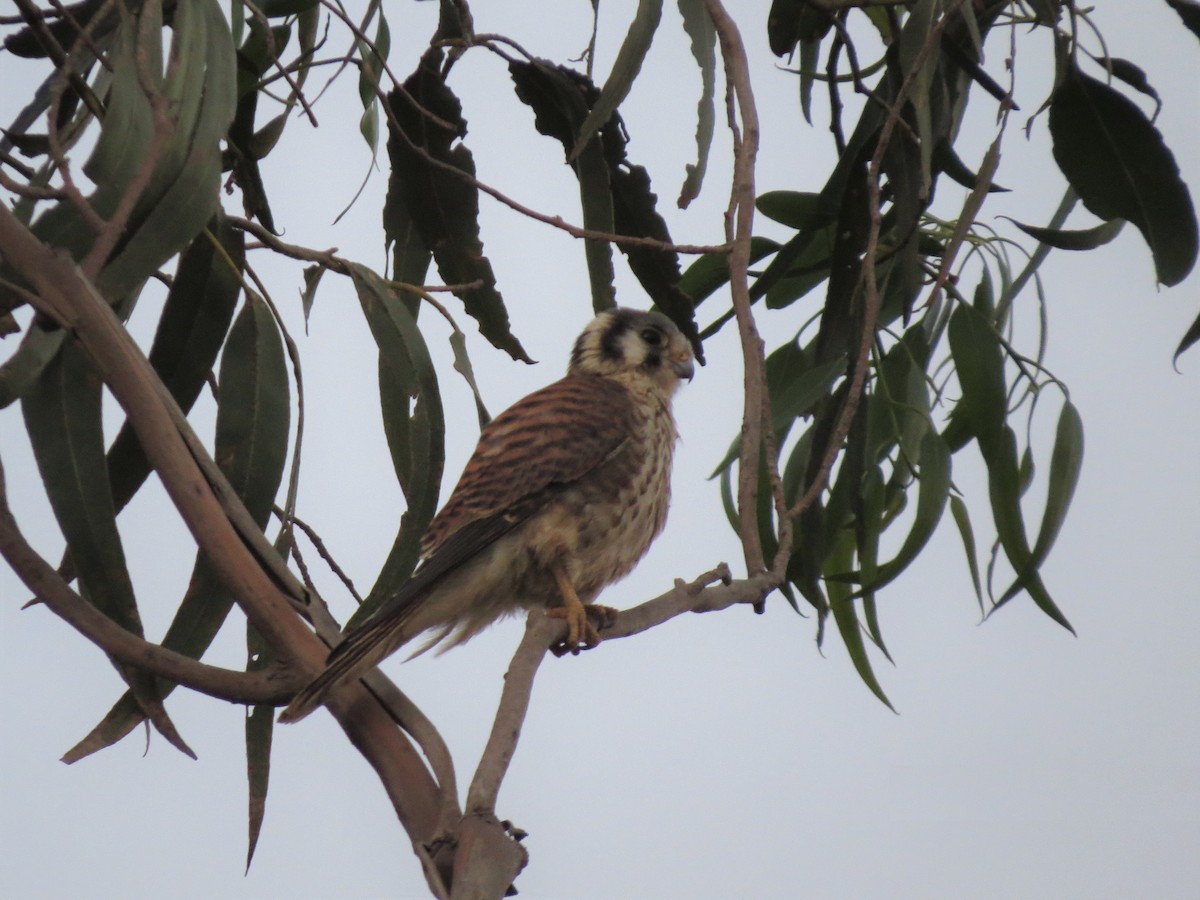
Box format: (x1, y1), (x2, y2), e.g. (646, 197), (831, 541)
(280, 308), (694, 722)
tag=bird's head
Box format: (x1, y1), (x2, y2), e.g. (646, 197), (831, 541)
(568, 308), (695, 395)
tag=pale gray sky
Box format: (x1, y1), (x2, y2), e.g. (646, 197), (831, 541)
(2, 3), (1198, 899)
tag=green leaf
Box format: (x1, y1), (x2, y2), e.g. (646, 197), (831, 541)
(355, 12), (390, 156)
(22, 342), (141, 633)
(244, 622), (274, 873)
(216, 295), (291, 522)
(1049, 63), (1197, 286)
(449, 329), (491, 429)
(857, 431), (951, 593)
(568, 0), (663, 162)
(1097, 57), (1162, 119)
(948, 302), (1006, 455)
(24, 342), (194, 761)
(985, 427), (1074, 632)
(827, 535), (896, 711)
(0, 326), (67, 408)
(948, 494), (984, 612)
(756, 191), (823, 229)
(679, 236), (778, 306)
(996, 401), (1083, 606)
(106, 218), (244, 513)
(63, 286), (290, 761)
(93, 0), (237, 301)
(711, 352), (845, 477)
(1008, 217), (1125, 251)
(676, 0), (716, 208)
(348, 264), (445, 623)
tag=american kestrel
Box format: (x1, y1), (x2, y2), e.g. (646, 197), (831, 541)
(280, 308), (694, 722)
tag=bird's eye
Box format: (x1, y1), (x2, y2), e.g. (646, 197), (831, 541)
(640, 328), (663, 346)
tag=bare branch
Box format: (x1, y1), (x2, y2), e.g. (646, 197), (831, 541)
(707, 0), (783, 580)
(466, 615), (552, 816)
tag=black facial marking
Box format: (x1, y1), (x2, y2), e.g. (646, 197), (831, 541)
(600, 312), (633, 361)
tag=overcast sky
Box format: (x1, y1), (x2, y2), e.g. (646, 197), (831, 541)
(2, 3), (1198, 899)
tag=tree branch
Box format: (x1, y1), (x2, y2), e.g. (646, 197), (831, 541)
(0, 203), (445, 859)
(0, 460), (301, 704)
(707, 0), (778, 579)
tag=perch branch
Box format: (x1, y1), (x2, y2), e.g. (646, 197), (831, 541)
(465, 614), (553, 816)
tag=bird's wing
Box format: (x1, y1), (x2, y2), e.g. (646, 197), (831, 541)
(420, 373), (635, 556)
(276, 375), (635, 723)
(366, 374), (635, 620)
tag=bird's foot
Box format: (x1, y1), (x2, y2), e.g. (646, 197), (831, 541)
(585, 604), (619, 631)
(547, 603), (619, 657)
(547, 601), (596, 656)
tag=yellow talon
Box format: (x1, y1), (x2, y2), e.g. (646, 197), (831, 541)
(547, 567), (607, 655)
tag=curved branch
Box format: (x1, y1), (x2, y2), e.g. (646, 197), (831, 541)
(706, 0), (779, 578)
(0, 457), (301, 704)
(0, 203), (444, 853)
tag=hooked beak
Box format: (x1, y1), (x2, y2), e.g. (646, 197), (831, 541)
(671, 352), (695, 382)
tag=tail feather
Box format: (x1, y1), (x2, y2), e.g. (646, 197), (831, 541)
(277, 617), (408, 723)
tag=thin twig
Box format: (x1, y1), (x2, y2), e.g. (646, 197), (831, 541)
(787, 0), (966, 525)
(282, 508), (364, 604)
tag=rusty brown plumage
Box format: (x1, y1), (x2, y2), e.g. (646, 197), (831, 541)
(279, 308), (694, 722)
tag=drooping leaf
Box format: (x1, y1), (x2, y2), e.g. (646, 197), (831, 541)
(348, 264), (445, 623)
(508, 59), (616, 312)
(0, 326), (67, 408)
(244, 622), (274, 873)
(1049, 62), (1197, 286)
(1008, 217), (1125, 252)
(22, 343), (141, 635)
(996, 401), (1083, 606)
(948, 494), (984, 612)
(106, 217), (245, 513)
(356, 12), (391, 156)
(387, 51), (532, 362)
(25, 341), (193, 761)
(948, 302), (1007, 455)
(449, 329), (491, 429)
(676, 0), (716, 208)
(985, 427), (1074, 632)
(1174, 308), (1200, 365)
(857, 431), (951, 594)
(97, 0), (237, 300)
(827, 535), (896, 711)
(568, 0), (662, 162)
(64, 289), (290, 761)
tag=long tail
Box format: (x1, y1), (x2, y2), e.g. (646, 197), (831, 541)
(277, 615), (410, 723)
